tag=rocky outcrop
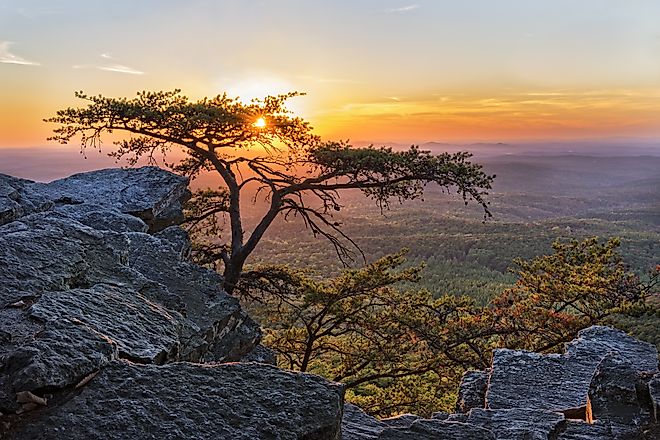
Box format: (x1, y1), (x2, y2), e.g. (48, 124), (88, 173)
(456, 369), (489, 413)
(0, 167), (344, 438)
(6, 362), (344, 440)
(30, 167), (192, 232)
(486, 326), (658, 415)
(342, 404), (387, 440)
(2, 166), (658, 439)
(650, 373), (660, 421)
(343, 326), (659, 439)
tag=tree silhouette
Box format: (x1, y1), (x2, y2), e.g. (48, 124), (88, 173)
(47, 90), (494, 292)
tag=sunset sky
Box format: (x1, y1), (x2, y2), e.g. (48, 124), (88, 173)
(1, 0), (660, 148)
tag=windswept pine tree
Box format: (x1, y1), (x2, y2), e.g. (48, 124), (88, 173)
(47, 90), (494, 292)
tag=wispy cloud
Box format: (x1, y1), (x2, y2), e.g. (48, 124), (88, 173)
(98, 64), (144, 75)
(386, 4), (419, 13)
(15, 6), (62, 19)
(0, 41), (40, 66)
(72, 54), (144, 75)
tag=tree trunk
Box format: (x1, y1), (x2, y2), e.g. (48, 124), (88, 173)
(222, 256), (245, 294)
(222, 195), (283, 294)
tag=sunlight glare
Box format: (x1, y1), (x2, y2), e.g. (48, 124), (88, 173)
(219, 75), (308, 118)
(254, 117), (266, 128)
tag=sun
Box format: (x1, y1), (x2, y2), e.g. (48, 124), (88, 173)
(253, 117), (266, 128)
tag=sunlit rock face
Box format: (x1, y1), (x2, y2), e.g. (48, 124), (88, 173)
(343, 326), (660, 440)
(0, 167), (343, 439)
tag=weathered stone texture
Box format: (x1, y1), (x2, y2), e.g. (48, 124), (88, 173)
(486, 326), (658, 413)
(6, 362), (344, 440)
(456, 369), (489, 413)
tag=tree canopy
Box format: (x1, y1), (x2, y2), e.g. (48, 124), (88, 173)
(47, 90), (494, 291)
(238, 237), (655, 417)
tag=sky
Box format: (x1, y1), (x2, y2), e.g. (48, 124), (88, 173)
(1, 0), (660, 148)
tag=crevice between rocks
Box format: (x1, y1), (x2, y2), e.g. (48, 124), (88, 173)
(0, 371), (100, 437)
(561, 402), (591, 423)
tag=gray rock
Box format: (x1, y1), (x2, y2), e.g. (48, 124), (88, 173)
(379, 419), (495, 440)
(465, 408), (565, 439)
(125, 231), (260, 363)
(342, 404), (386, 440)
(0, 167), (260, 414)
(6, 361), (344, 440)
(486, 326), (658, 415)
(0, 174), (51, 226)
(241, 343), (277, 365)
(0, 211), (137, 296)
(154, 225), (191, 258)
(588, 352), (649, 426)
(650, 373), (660, 422)
(29, 284), (183, 364)
(0, 175), (24, 225)
(1, 320), (117, 410)
(569, 326), (658, 373)
(381, 414), (421, 429)
(557, 420), (616, 439)
(487, 349), (590, 414)
(29, 166), (191, 232)
(456, 369), (488, 413)
(377, 410), (564, 440)
(54, 203), (148, 233)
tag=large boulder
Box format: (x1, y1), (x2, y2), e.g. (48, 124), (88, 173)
(556, 420), (619, 440)
(463, 408), (565, 439)
(124, 231), (260, 363)
(0, 167), (262, 418)
(4, 361), (344, 440)
(369, 408), (564, 440)
(341, 326), (659, 440)
(588, 352), (650, 426)
(485, 326), (658, 415)
(650, 373), (660, 421)
(29, 166), (192, 232)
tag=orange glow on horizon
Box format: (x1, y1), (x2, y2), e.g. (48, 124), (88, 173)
(1, 2), (659, 149)
(309, 88), (660, 143)
(1, 86), (660, 148)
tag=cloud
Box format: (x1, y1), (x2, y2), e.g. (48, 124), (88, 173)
(98, 64), (144, 75)
(386, 4), (419, 13)
(0, 41), (40, 66)
(15, 6), (62, 19)
(72, 54), (144, 75)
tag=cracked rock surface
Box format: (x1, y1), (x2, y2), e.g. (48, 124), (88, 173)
(342, 326), (659, 439)
(6, 361), (344, 440)
(1, 167), (344, 439)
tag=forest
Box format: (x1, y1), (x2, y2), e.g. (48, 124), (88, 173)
(249, 152), (659, 299)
